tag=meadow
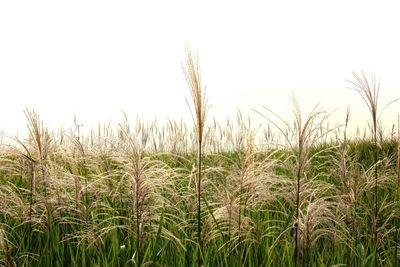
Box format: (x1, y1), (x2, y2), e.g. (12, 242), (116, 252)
(0, 51), (399, 266)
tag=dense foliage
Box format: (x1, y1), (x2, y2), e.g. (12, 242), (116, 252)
(0, 113), (399, 266)
(1, 57), (399, 266)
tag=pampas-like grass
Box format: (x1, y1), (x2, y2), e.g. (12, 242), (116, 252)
(183, 47), (208, 266)
(114, 121), (179, 266)
(349, 71), (380, 250)
(349, 71), (400, 265)
(257, 94), (329, 266)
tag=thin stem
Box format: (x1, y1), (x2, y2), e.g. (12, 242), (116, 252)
(295, 145), (302, 267)
(374, 124), (378, 245)
(238, 170), (244, 263)
(197, 139), (202, 267)
(136, 180), (141, 267)
(395, 115), (400, 267)
(183, 47), (207, 267)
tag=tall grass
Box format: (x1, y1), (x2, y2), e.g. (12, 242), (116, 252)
(183, 47), (208, 266)
(349, 71), (399, 265)
(257, 94), (330, 266)
(349, 72), (380, 253)
(1, 64), (400, 266)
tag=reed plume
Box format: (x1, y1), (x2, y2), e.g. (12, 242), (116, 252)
(257, 94), (328, 266)
(349, 71), (381, 260)
(183, 47), (208, 266)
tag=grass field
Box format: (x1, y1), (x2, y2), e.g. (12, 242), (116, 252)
(0, 52), (399, 266)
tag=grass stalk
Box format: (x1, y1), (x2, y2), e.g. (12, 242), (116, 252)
(183, 47), (207, 267)
(257, 95), (327, 267)
(349, 71), (380, 262)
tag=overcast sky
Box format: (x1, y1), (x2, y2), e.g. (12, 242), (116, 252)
(1, 1), (399, 137)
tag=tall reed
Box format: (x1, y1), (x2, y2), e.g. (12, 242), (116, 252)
(183, 47), (207, 266)
(349, 71), (400, 264)
(349, 71), (381, 263)
(258, 94), (328, 266)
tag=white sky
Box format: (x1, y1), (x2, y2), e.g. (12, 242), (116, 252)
(1, 1), (400, 137)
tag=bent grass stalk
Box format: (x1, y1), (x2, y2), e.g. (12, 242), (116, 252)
(257, 94), (328, 266)
(348, 71), (380, 254)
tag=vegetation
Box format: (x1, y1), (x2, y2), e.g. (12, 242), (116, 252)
(0, 54), (399, 266)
